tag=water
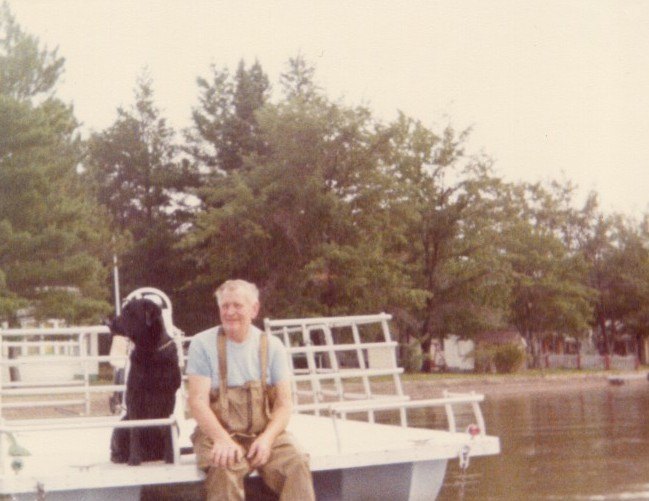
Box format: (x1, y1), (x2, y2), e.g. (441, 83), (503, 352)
(142, 380), (649, 500)
(437, 381), (649, 500)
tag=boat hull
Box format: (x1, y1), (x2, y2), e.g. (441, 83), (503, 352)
(6, 461), (448, 501)
(314, 459), (447, 501)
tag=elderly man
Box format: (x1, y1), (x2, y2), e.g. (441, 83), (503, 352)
(187, 279), (315, 501)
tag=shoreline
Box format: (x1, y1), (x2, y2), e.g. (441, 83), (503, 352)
(398, 370), (649, 398)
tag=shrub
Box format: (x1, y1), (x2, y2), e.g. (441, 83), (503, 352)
(473, 344), (497, 373)
(402, 341), (424, 373)
(493, 343), (526, 374)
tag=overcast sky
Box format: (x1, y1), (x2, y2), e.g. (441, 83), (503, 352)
(9, 0), (649, 216)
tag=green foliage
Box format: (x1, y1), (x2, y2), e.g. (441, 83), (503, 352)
(401, 340), (425, 373)
(4, 9), (649, 364)
(0, 2), (64, 100)
(502, 182), (598, 366)
(473, 344), (498, 374)
(0, 4), (111, 324)
(493, 343), (526, 374)
(280, 55), (321, 101)
(186, 59), (270, 174)
(381, 114), (512, 370)
(0, 267), (23, 319)
(84, 70), (202, 329)
(181, 65), (409, 321)
(474, 343), (526, 374)
(582, 213), (649, 354)
(86, 72), (196, 236)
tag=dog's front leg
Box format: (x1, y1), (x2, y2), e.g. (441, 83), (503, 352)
(128, 427), (143, 466)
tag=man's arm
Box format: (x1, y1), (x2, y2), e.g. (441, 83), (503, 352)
(247, 379), (293, 467)
(187, 374), (245, 468)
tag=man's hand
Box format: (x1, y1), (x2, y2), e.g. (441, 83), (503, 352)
(210, 436), (245, 469)
(247, 433), (273, 468)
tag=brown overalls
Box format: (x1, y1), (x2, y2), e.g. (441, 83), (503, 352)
(191, 331), (315, 501)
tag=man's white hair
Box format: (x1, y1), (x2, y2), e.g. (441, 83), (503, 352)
(214, 279), (259, 304)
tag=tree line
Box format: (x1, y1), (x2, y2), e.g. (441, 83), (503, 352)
(2, 5), (649, 370)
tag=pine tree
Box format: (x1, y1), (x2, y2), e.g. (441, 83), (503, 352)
(85, 71), (199, 329)
(0, 4), (112, 324)
(186, 59), (270, 175)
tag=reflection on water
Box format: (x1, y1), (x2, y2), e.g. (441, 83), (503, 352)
(437, 381), (649, 500)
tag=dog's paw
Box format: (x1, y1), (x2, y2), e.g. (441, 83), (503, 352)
(110, 454), (126, 464)
(127, 456), (142, 466)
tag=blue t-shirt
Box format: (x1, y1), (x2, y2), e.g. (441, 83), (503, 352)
(186, 325), (290, 388)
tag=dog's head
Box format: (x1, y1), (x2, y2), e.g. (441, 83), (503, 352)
(108, 298), (166, 349)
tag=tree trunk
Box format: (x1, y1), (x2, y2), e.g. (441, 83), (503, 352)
(420, 337), (432, 373)
(597, 314), (609, 355)
(526, 331), (541, 369)
(609, 319), (618, 355)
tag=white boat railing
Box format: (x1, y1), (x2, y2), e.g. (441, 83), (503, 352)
(265, 313), (405, 426)
(0, 322), (190, 477)
(0, 326), (192, 416)
(3, 312), (483, 430)
(264, 313), (488, 438)
(1, 326), (114, 415)
(326, 391), (487, 453)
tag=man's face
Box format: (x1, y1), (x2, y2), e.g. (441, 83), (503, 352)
(217, 287), (259, 340)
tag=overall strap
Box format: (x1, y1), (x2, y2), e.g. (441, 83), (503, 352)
(217, 328), (229, 423)
(217, 328), (269, 427)
(260, 332), (269, 394)
(260, 332), (272, 420)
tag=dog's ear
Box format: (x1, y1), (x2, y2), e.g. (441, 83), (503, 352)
(144, 301), (154, 327)
(144, 300), (162, 328)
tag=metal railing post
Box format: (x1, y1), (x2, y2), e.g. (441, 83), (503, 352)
(80, 332), (91, 416)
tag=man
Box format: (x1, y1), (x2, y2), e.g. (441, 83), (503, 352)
(187, 279), (315, 501)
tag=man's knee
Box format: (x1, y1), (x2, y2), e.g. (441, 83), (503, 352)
(266, 435), (310, 474)
(261, 445), (314, 499)
(284, 451), (311, 478)
(204, 463), (249, 501)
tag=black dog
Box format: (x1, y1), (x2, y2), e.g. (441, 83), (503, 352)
(108, 298), (182, 465)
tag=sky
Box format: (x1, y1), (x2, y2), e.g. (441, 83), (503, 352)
(8, 0), (649, 216)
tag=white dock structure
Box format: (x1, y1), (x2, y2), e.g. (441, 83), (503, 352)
(0, 293), (499, 500)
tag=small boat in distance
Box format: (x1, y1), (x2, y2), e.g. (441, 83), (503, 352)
(0, 288), (500, 500)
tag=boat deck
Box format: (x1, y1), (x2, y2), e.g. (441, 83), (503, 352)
(1, 412), (499, 499)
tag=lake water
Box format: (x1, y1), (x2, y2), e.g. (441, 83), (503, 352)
(142, 379), (649, 501)
(437, 380), (649, 500)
